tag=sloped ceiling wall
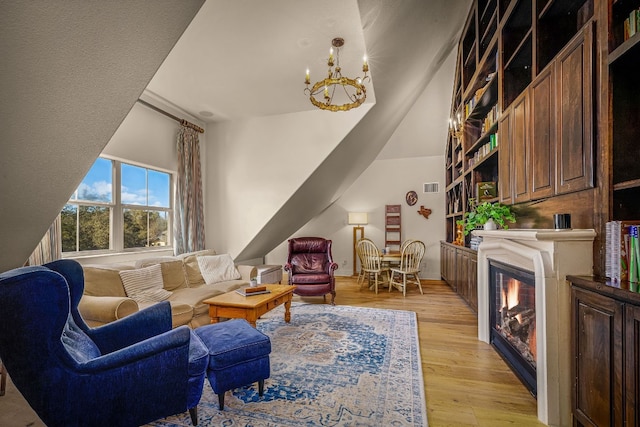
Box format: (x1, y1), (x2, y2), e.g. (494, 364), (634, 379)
(0, 0), (204, 272)
(233, 0), (470, 261)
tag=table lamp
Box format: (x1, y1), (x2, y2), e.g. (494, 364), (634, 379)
(348, 212), (368, 276)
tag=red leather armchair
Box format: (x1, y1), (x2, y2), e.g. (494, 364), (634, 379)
(284, 237), (338, 305)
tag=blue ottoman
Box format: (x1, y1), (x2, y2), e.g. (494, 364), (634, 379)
(194, 319), (271, 410)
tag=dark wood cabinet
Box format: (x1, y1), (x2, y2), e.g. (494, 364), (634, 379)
(440, 241), (477, 312)
(625, 303), (640, 426)
(529, 64), (556, 199)
(556, 22), (594, 195)
(568, 275), (640, 426)
(512, 90), (531, 203)
(571, 284), (622, 427)
(440, 242), (457, 288)
(498, 107), (512, 204)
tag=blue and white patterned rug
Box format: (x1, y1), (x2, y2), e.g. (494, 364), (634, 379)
(149, 303), (427, 426)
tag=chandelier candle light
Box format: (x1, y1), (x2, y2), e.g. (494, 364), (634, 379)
(449, 112), (464, 139)
(305, 37), (370, 112)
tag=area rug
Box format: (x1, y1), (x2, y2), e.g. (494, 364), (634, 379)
(148, 304), (427, 427)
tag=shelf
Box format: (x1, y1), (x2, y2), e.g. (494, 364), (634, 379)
(609, 31), (640, 64)
(466, 75), (498, 121)
(539, 0), (586, 20)
(466, 121), (499, 155)
(504, 29), (532, 69)
(470, 146), (499, 170)
(614, 179), (640, 191)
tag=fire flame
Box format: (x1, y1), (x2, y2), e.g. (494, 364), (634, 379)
(501, 278), (520, 311)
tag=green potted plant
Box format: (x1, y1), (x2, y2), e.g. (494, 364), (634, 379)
(460, 199), (516, 235)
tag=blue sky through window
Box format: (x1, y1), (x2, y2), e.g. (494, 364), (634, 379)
(72, 158), (170, 207)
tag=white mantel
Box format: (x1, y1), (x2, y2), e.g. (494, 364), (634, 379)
(475, 229), (596, 427)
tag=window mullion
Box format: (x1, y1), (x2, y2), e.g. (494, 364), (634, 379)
(112, 160), (123, 252)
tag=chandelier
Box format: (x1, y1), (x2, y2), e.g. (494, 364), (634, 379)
(304, 37), (369, 112)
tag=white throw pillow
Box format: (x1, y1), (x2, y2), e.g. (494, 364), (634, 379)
(119, 263), (172, 303)
(197, 254), (241, 285)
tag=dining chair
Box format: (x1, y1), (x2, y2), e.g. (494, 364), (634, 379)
(389, 240), (425, 296)
(357, 239), (389, 294)
(355, 237), (373, 286)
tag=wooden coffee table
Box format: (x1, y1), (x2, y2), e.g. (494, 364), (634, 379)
(203, 284), (296, 327)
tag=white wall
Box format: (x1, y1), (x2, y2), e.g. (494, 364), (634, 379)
(266, 155), (445, 279)
(265, 49), (456, 279)
(72, 99), (207, 266)
(204, 106), (370, 257)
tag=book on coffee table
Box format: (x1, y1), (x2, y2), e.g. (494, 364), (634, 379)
(235, 286), (271, 296)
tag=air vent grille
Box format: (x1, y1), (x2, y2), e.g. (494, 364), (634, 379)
(423, 182), (439, 193)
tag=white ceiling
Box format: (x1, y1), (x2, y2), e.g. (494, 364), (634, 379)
(146, 0), (374, 122)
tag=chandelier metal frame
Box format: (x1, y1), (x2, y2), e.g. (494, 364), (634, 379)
(304, 37), (370, 112)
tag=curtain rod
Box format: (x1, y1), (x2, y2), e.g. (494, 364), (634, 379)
(136, 98), (204, 134)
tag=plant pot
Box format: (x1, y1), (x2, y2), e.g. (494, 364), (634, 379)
(483, 218), (497, 230)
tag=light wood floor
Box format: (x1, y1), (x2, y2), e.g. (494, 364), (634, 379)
(317, 275), (545, 427)
(0, 276), (544, 427)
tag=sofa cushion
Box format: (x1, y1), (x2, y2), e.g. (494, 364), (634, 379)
(171, 279), (246, 316)
(178, 249), (217, 287)
(197, 254), (241, 285)
(135, 258), (188, 291)
(83, 264), (134, 297)
(119, 264), (172, 304)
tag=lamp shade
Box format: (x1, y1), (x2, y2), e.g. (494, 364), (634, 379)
(348, 212), (368, 225)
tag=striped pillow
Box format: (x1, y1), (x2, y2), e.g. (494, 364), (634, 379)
(119, 264), (172, 303)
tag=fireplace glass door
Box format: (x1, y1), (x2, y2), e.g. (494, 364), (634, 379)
(489, 259), (536, 396)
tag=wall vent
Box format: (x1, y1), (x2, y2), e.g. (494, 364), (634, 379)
(423, 182), (439, 193)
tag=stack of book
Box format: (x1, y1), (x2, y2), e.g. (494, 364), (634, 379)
(470, 236), (483, 251)
(606, 220), (640, 283)
(624, 7), (640, 41)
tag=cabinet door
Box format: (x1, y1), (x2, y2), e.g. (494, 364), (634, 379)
(512, 90), (530, 203)
(572, 286), (623, 427)
(441, 243), (457, 290)
(555, 22), (594, 194)
(467, 251), (478, 312)
(529, 64), (556, 199)
(625, 304), (640, 425)
(456, 249), (468, 301)
(440, 243), (451, 282)
(498, 108), (512, 204)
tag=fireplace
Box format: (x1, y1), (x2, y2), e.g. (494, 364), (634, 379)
(489, 260), (536, 396)
(475, 229), (595, 426)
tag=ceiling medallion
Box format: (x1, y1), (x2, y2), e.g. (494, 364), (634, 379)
(304, 37), (370, 112)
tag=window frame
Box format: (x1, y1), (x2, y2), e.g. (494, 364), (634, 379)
(62, 155), (174, 256)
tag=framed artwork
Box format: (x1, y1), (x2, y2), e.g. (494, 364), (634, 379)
(405, 190), (418, 206)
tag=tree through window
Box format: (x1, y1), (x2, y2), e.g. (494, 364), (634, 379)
(61, 157), (172, 254)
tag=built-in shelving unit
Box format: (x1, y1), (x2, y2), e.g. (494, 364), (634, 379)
(610, 0), (640, 219)
(444, 0), (595, 247)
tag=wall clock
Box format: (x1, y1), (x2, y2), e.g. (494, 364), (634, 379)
(405, 190), (418, 206)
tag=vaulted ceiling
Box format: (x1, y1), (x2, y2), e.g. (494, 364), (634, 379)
(0, 0), (471, 271)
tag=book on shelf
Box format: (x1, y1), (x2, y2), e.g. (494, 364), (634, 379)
(606, 220), (640, 282)
(476, 181), (497, 201)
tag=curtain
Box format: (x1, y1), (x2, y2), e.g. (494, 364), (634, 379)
(174, 125), (206, 255)
(27, 214), (62, 265)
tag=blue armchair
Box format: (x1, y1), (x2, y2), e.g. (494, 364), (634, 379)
(0, 259), (208, 427)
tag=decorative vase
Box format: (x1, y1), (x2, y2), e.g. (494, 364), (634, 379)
(249, 278), (258, 287)
(483, 218), (497, 230)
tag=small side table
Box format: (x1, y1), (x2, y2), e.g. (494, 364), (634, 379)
(256, 264), (282, 284)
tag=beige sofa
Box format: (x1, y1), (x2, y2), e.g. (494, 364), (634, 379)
(79, 249), (257, 328)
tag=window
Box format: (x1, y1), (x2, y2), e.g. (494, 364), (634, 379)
(62, 157), (173, 254)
